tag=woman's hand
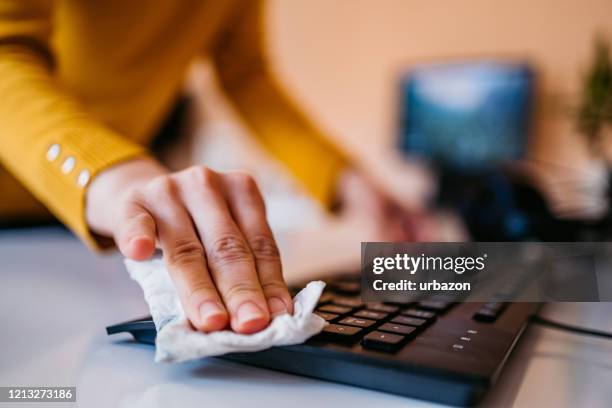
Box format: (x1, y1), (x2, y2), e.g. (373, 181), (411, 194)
(336, 169), (433, 242)
(86, 158), (293, 334)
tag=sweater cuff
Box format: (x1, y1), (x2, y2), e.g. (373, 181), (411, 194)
(36, 127), (148, 250)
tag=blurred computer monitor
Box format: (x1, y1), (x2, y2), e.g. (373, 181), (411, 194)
(398, 60), (542, 240)
(399, 60), (534, 170)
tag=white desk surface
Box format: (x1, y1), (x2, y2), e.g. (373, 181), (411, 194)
(1, 227), (611, 408)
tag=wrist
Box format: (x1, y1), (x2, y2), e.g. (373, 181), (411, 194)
(85, 157), (167, 237)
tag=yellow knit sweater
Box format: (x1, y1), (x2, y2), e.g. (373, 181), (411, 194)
(0, 0), (345, 247)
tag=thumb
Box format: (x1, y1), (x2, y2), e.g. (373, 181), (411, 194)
(115, 201), (157, 260)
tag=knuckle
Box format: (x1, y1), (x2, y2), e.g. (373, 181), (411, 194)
(248, 234), (280, 261)
(130, 212), (154, 228)
(119, 190), (146, 216)
(167, 238), (205, 266)
(224, 281), (261, 301)
(208, 234), (252, 266)
(186, 282), (218, 304)
(228, 171), (258, 194)
(186, 165), (217, 188)
(148, 175), (176, 198)
(261, 280), (288, 295)
(124, 188), (143, 205)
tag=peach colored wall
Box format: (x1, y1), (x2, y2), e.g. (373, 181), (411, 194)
(266, 0), (612, 171)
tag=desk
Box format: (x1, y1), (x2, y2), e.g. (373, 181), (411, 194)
(1, 227), (611, 408)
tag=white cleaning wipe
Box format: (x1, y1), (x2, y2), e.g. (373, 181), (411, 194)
(124, 258), (327, 363)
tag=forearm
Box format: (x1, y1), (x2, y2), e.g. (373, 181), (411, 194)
(217, 70), (348, 206)
(212, 0), (348, 207)
(0, 44), (146, 247)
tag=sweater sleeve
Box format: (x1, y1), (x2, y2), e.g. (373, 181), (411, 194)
(0, 0), (148, 248)
(211, 0), (347, 206)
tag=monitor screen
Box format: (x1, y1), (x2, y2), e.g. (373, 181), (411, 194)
(399, 61), (534, 170)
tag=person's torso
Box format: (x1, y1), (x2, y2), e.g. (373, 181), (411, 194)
(52, 0), (238, 142)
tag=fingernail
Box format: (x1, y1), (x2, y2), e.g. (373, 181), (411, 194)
(237, 301), (266, 326)
(267, 297), (288, 317)
(199, 302), (225, 321)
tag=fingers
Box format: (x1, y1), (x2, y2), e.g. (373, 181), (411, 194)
(143, 176), (229, 332)
(115, 166), (289, 335)
(115, 199), (157, 260)
(176, 167), (270, 334)
(222, 172), (293, 317)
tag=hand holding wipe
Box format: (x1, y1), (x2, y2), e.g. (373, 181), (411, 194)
(124, 258), (327, 363)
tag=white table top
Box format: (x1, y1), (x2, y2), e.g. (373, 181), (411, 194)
(1, 227), (611, 408)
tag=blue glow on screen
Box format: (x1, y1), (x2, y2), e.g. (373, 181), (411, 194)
(399, 61), (534, 169)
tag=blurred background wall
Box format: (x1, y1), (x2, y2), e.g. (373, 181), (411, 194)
(266, 0), (611, 171)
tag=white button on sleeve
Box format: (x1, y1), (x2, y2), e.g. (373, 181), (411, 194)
(61, 156), (76, 174)
(46, 144), (61, 161)
(77, 169), (90, 188)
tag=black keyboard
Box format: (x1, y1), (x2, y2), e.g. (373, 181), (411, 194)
(106, 275), (539, 406)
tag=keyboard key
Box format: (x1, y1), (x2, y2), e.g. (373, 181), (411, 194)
(473, 308), (498, 323)
(402, 308), (437, 322)
(339, 316), (376, 328)
(362, 331), (405, 352)
(317, 292), (334, 304)
(332, 297), (364, 308)
(321, 324), (362, 341)
(482, 302), (506, 314)
(314, 311), (338, 321)
(378, 323), (417, 337)
(318, 304), (352, 315)
(391, 315), (428, 328)
(417, 300), (452, 313)
(333, 281), (361, 295)
(354, 309), (388, 320)
(473, 302), (507, 323)
(366, 303), (399, 313)
(385, 301), (408, 308)
(333, 274), (360, 284)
